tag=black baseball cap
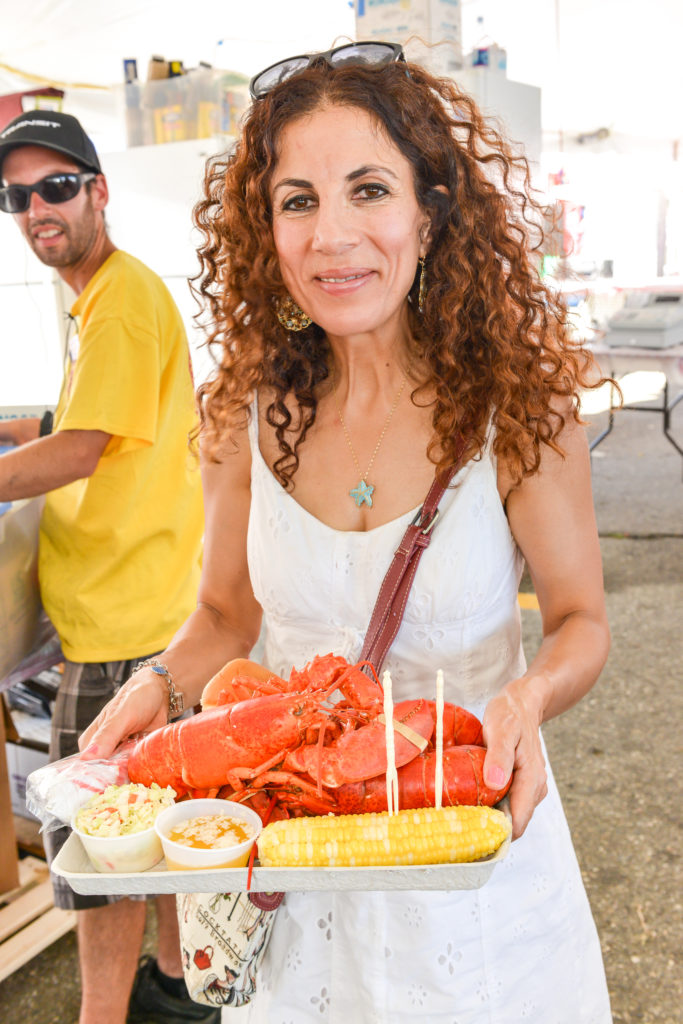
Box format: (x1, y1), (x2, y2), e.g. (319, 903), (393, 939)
(0, 110), (102, 178)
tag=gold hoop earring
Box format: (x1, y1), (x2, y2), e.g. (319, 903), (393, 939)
(418, 256), (427, 313)
(277, 295), (313, 331)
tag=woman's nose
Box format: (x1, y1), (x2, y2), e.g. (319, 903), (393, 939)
(311, 202), (359, 255)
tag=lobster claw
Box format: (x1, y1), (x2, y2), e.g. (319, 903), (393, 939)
(284, 699), (436, 787)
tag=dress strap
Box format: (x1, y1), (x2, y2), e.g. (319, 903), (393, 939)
(247, 391), (260, 454)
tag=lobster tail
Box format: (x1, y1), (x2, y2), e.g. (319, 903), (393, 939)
(332, 746), (511, 814)
(440, 703), (484, 746)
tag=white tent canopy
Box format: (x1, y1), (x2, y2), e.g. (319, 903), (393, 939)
(2, 0), (681, 410)
(1, 0), (681, 144)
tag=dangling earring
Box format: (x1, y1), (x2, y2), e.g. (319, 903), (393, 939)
(418, 256), (427, 314)
(277, 295), (313, 331)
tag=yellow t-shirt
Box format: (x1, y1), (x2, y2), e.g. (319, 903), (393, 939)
(39, 251), (203, 662)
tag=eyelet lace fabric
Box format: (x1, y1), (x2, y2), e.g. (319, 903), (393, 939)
(242, 401), (611, 1023)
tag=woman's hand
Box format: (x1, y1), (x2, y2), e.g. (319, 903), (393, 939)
(78, 668), (170, 760)
(481, 674), (549, 840)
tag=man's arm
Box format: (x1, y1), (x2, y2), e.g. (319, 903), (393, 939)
(0, 417), (41, 446)
(0, 429), (111, 501)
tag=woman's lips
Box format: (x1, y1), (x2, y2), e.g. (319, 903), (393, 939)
(314, 269), (374, 294)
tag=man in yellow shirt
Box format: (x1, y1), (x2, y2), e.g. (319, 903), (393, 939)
(0, 112), (212, 1024)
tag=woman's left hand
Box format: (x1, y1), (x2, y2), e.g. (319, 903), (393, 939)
(481, 675), (549, 840)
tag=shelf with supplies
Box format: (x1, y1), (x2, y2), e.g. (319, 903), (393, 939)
(123, 64), (250, 148)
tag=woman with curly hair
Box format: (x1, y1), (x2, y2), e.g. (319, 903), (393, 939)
(82, 43), (612, 1022)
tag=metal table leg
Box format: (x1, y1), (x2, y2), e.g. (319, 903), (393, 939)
(663, 382), (683, 458)
(588, 375), (683, 478)
(589, 382), (617, 452)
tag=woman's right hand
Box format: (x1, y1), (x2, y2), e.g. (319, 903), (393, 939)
(78, 667), (170, 760)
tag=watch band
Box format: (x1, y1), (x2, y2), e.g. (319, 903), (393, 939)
(39, 410), (54, 437)
(135, 658), (185, 720)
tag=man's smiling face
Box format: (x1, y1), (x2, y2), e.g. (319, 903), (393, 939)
(2, 145), (104, 268)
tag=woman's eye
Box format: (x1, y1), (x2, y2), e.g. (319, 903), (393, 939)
(355, 183), (388, 201)
(282, 194), (314, 211)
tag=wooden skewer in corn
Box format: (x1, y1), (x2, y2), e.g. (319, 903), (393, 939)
(435, 669), (444, 810)
(382, 670), (399, 816)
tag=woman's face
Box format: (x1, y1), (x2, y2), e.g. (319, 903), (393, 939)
(270, 104), (431, 340)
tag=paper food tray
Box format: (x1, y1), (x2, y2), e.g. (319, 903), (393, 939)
(52, 814), (511, 895)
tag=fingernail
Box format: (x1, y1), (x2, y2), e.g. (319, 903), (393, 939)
(82, 743), (99, 757)
(487, 766), (507, 787)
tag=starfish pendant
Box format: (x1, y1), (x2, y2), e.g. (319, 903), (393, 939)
(350, 479), (374, 508)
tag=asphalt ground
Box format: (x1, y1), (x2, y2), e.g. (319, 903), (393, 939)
(1, 378), (681, 1023)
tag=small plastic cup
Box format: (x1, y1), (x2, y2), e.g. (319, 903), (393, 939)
(154, 798), (262, 870)
(71, 818), (164, 873)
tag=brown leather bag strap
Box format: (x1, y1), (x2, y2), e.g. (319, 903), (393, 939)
(360, 439), (469, 675)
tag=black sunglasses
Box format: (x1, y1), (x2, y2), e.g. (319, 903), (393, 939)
(249, 41), (406, 100)
(0, 172), (97, 214)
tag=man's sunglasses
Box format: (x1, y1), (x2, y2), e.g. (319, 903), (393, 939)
(249, 41), (406, 100)
(0, 171), (96, 214)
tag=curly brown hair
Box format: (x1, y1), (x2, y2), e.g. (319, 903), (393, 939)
(192, 57), (607, 488)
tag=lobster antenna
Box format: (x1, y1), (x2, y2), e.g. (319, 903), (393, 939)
(435, 670), (444, 810)
(382, 670), (399, 816)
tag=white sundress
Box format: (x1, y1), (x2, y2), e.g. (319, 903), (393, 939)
(236, 404), (612, 1024)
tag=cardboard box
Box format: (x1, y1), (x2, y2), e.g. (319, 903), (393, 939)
(6, 741), (49, 820)
(355, 0), (463, 76)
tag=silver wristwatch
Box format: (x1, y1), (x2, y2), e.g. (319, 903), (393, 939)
(136, 658), (185, 720)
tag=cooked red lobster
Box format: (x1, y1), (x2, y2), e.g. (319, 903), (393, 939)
(127, 654), (511, 820)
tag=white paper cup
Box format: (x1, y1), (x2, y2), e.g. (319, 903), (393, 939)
(154, 798), (262, 870)
(71, 818), (164, 873)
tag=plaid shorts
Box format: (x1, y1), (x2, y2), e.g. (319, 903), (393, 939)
(44, 653), (160, 910)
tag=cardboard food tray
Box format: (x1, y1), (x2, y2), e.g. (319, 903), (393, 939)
(51, 804), (511, 895)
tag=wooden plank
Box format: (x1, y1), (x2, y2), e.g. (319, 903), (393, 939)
(0, 878), (55, 942)
(1, 856), (48, 901)
(0, 906), (76, 982)
(0, 853), (76, 981)
(13, 814), (45, 859)
(0, 699), (20, 891)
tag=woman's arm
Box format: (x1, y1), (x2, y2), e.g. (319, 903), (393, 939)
(80, 424), (263, 757)
(484, 410), (610, 838)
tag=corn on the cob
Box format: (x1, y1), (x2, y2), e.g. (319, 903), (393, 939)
(257, 805), (511, 868)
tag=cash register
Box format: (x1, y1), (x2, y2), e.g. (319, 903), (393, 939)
(604, 291), (683, 349)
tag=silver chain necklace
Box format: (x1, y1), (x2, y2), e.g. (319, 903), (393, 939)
(334, 376), (407, 508)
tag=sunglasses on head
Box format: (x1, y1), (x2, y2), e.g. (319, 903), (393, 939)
(249, 41), (406, 100)
(0, 171), (96, 214)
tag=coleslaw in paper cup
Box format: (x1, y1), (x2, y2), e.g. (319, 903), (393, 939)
(72, 782), (176, 873)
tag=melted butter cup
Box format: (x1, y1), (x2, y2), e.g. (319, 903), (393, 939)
(154, 798), (262, 872)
